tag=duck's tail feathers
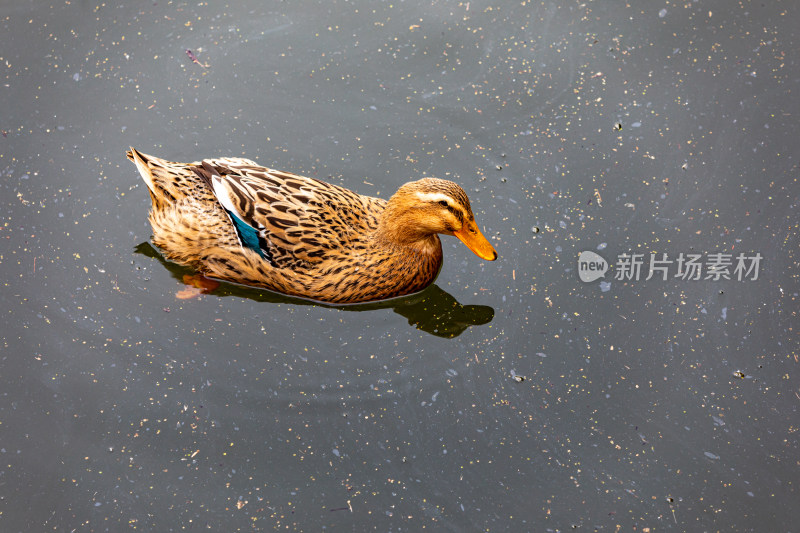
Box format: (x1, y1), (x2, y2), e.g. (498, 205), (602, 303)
(127, 147), (196, 206)
(127, 148), (159, 196)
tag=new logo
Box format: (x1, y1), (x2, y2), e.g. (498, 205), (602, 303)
(578, 251), (609, 282)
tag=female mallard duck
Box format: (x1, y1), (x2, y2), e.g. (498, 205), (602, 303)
(127, 148), (497, 304)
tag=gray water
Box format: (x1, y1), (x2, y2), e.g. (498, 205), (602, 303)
(2, 1), (798, 531)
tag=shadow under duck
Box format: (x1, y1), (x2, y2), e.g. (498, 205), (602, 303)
(127, 148), (497, 304)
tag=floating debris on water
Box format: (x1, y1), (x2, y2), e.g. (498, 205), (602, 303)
(185, 49), (209, 68)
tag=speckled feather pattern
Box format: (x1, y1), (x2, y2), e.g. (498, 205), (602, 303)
(127, 149), (493, 303)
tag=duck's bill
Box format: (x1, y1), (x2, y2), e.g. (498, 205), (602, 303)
(453, 223), (498, 261)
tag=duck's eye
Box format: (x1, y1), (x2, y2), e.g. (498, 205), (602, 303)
(438, 200), (449, 207)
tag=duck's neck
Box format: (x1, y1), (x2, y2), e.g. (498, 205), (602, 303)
(374, 202), (442, 258)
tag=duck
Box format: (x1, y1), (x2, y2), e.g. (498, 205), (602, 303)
(127, 148), (497, 304)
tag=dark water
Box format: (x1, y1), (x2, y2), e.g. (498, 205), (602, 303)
(2, 1), (798, 531)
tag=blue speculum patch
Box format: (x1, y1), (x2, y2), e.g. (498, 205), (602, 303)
(227, 209), (267, 259)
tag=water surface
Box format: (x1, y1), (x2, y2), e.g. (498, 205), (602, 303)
(1, 1), (798, 531)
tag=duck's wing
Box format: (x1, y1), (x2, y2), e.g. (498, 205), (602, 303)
(192, 159), (375, 268)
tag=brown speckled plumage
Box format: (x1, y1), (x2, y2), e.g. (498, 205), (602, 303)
(127, 148), (497, 303)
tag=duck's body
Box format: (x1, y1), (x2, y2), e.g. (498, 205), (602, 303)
(127, 148), (496, 303)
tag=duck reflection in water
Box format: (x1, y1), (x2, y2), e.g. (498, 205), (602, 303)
(134, 242), (493, 338)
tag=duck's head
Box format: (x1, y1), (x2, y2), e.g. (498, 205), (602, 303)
(380, 178), (498, 261)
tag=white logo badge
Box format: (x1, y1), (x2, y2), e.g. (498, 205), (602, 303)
(578, 251), (609, 282)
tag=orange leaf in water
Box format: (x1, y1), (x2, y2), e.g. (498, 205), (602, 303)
(176, 286), (203, 299)
(176, 274), (220, 299)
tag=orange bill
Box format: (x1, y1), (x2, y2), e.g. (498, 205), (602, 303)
(453, 221), (498, 261)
